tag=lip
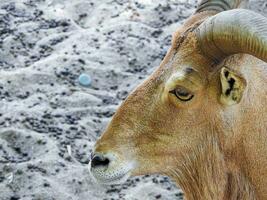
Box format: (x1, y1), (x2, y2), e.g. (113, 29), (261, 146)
(97, 171), (131, 185)
(89, 159), (135, 185)
(89, 167), (131, 185)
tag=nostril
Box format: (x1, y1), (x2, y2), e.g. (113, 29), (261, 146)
(91, 155), (110, 168)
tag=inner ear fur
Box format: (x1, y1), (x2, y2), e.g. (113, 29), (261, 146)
(220, 67), (247, 106)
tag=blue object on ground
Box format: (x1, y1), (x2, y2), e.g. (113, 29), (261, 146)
(78, 73), (92, 87)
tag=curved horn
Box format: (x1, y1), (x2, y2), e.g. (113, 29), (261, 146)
(196, 9), (267, 63)
(196, 0), (249, 13)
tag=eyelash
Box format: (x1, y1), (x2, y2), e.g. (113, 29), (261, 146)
(169, 88), (194, 102)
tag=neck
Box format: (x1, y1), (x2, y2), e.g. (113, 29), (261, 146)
(168, 136), (257, 200)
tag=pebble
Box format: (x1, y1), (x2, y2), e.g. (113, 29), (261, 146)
(78, 73), (92, 87)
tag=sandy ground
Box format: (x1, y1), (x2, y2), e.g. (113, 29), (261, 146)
(0, 0), (266, 200)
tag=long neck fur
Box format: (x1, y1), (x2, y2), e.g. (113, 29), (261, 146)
(168, 135), (257, 200)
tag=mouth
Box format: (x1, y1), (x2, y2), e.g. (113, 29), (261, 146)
(89, 161), (135, 185)
(91, 170), (131, 185)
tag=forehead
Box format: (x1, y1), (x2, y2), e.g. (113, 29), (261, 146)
(153, 27), (213, 86)
(170, 67), (194, 80)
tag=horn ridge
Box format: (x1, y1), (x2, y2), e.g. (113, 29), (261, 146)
(196, 9), (267, 63)
(195, 0), (248, 14)
(196, 0), (232, 13)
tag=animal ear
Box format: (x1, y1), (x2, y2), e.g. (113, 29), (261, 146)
(219, 67), (246, 106)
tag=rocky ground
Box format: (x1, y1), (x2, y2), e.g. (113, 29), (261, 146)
(0, 0), (266, 200)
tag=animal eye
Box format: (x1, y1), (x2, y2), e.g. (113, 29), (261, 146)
(170, 87), (194, 102)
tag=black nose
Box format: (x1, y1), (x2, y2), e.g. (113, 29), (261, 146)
(91, 154), (110, 168)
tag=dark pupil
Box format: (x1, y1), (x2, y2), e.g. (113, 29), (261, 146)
(176, 88), (189, 97)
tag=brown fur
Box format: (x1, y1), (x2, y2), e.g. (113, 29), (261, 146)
(167, 133), (257, 200)
(93, 8), (267, 200)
